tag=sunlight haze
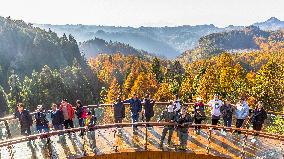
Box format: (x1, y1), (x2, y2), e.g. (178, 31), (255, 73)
(0, 0), (283, 27)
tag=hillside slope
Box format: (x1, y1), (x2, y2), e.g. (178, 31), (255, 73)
(178, 26), (284, 63)
(0, 16), (84, 87)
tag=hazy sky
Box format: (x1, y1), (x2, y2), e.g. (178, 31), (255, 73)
(0, 0), (283, 27)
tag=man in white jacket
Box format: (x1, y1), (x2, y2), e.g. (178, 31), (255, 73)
(207, 94), (223, 133)
(174, 94), (181, 113)
(234, 97), (250, 134)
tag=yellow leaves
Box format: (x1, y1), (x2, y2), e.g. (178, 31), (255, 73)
(154, 83), (174, 102)
(106, 78), (121, 104)
(219, 67), (234, 92)
(89, 51), (284, 111)
(130, 72), (158, 98)
(123, 71), (137, 99)
(180, 76), (193, 101)
(217, 52), (234, 68)
(197, 65), (219, 102)
(252, 61), (284, 111)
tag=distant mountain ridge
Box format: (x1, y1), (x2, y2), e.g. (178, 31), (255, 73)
(34, 17), (284, 59)
(34, 24), (233, 58)
(253, 17), (284, 30)
(79, 37), (156, 58)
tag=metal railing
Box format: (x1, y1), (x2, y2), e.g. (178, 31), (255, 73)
(0, 102), (283, 140)
(0, 122), (283, 159)
(2, 102), (284, 121)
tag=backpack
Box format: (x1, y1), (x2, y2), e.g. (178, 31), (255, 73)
(81, 107), (87, 119)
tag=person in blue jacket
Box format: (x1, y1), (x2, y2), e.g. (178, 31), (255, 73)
(124, 93), (142, 134)
(233, 97), (250, 134)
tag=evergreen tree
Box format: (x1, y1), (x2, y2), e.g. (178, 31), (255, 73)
(0, 85), (8, 116)
(7, 71), (22, 111)
(151, 57), (163, 83)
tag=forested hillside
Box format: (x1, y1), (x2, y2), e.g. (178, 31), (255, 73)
(87, 49), (284, 113)
(178, 26), (284, 63)
(0, 17), (99, 116)
(79, 38), (154, 58)
(0, 16), (85, 86)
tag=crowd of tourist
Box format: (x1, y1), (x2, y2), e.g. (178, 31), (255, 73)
(13, 93), (267, 150)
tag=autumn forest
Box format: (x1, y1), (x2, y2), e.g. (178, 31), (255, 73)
(0, 16), (284, 133)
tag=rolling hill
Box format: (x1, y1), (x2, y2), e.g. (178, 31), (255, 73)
(35, 17), (284, 59)
(178, 26), (284, 63)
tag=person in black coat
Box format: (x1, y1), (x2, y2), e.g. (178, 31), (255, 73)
(51, 103), (64, 132)
(35, 105), (49, 133)
(193, 97), (206, 135)
(14, 103), (33, 136)
(251, 101), (267, 142)
(113, 97), (125, 123)
(176, 109), (193, 150)
(143, 94), (155, 123)
(75, 100), (86, 136)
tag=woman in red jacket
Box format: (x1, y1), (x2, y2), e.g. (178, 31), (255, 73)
(60, 99), (75, 129)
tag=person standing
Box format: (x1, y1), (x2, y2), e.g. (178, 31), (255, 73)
(35, 105), (49, 133)
(176, 109), (193, 150)
(114, 97), (125, 134)
(207, 94), (223, 132)
(84, 111), (97, 150)
(194, 97), (206, 135)
(114, 97), (125, 123)
(14, 103), (33, 136)
(174, 94), (181, 114)
(60, 99), (75, 129)
(143, 94), (155, 123)
(51, 103), (64, 133)
(75, 100), (87, 136)
(220, 99), (234, 135)
(234, 97), (250, 135)
(124, 94), (142, 134)
(250, 101), (267, 143)
(158, 101), (176, 148)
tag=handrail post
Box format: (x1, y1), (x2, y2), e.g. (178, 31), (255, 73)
(81, 127), (87, 156)
(8, 144), (14, 158)
(281, 139), (284, 159)
(4, 120), (12, 139)
(144, 123), (148, 150)
(206, 126), (212, 154)
(46, 132), (53, 158)
(240, 130), (248, 159)
(113, 126), (118, 152)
